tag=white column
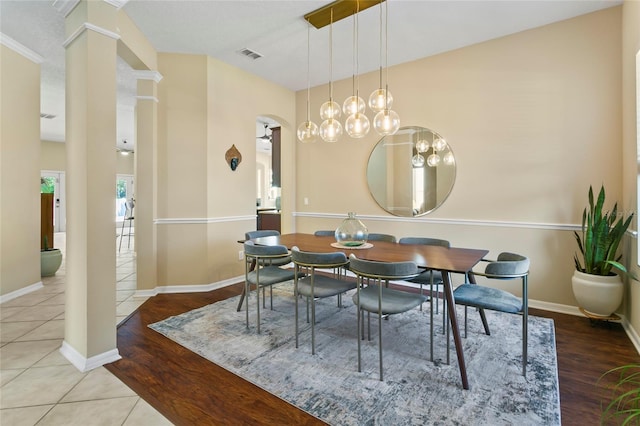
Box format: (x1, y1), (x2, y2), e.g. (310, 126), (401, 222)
(133, 70), (161, 294)
(60, 0), (120, 371)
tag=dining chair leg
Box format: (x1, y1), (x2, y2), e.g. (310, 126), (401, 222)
(311, 293), (316, 355)
(522, 311), (528, 376)
(378, 310), (384, 381)
(295, 275), (299, 349)
(442, 288), (447, 335)
(464, 306), (468, 338)
(446, 309), (450, 365)
(256, 285), (261, 333)
(357, 299), (362, 372)
(244, 281), (249, 330)
(522, 275), (528, 376)
(270, 286), (274, 310)
(430, 282), (434, 362)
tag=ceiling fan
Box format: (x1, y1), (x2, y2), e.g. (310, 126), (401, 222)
(257, 123), (272, 142)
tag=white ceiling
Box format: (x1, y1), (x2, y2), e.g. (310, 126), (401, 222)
(0, 0), (622, 148)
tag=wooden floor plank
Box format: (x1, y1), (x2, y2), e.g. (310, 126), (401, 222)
(105, 284), (639, 425)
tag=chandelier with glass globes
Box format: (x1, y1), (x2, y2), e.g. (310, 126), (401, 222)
(297, 1), (399, 144)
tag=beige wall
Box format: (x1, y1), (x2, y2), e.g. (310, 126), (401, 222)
(0, 45), (42, 297)
(41, 140), (66, 171)
(156, 53), (296, 286)
(622, 0), (640, 338)
(295, 7), (623, 308)
(41, 140), (134, 174)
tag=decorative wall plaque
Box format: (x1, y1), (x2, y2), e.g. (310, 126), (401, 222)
(225, 144), (242, 171)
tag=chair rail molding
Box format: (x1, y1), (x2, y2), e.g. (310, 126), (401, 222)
(154, 215), (256, 225)
(294, 212), (579, 232)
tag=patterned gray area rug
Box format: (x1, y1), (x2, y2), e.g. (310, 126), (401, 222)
(149, 284), (561, 425)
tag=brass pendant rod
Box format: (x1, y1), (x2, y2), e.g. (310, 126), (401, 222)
(304, 0), (384, 29)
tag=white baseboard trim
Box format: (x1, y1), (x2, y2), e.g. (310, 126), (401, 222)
(134, 275), (244, 298)
(528, 299), (582, 316)
(59, 341), (121, 372)
(528, 299), (640, 355)
(0, 281), (44, 304)
(621, 318), (640, 355)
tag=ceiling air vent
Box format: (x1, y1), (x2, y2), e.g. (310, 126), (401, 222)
(40, 113), (57, 119)
(238, 48), (263, 60)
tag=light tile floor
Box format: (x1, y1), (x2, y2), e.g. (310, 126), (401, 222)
(0, 233), (172, 425)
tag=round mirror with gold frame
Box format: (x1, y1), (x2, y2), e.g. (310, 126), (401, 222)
(366, 126), (456, 217)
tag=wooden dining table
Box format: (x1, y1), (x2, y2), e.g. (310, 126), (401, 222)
(242, 232), (489, 390)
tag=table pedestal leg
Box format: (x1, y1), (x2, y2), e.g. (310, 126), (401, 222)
(443, 271), (469, 390)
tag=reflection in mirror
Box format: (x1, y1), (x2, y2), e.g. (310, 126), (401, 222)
(367, 126), (456, 217)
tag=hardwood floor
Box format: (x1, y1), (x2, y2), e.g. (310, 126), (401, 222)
(105, 283), (639, 425)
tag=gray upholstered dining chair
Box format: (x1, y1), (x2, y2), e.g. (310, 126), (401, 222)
(366, 233), (397, 243)
(348, 254), (426, 381)
(291, 246), (354, 354)
(452, 252), (530, 375)
(243, 240), (303, 333)
(313, 230), (335, 237)
(245, 230), (291, 267)
(398, 236), (450, 361)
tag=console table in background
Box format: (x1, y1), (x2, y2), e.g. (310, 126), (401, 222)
(256, 209), (281, 233)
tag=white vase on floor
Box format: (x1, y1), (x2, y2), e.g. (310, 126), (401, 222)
(571, 270), (624, 317)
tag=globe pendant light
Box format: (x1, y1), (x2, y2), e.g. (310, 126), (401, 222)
(427, 152), (441, 167)
(344, 2), (369, 138)
(345, 112), (370, 138)
(433, 136), (448, 151)
(443, 151), (455, 165)
(343, 94), (365, 117)
(320, 118), (342, 142)
(297, 21), (318, 143)
(412, 154), (425, 168)
(320, 100), (341, 120)
(369, 2), (393, 113)
(373, 106), (400, 136)
(320, 8), (342, 142)
(416, 138), (429, 153)
(372, 1), (399, 136)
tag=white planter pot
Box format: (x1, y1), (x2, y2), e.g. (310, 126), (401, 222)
(571, 270), (624, 317)
(41, 249), (62, 277)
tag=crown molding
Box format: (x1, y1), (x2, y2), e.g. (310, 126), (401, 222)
(52, 0), (81, 17)
(53, 0), (126, 16)
(0, 33), (44, 64)
(132, 70), (163, 83)
(63, 22), (120, 48)
(104, 0), (130, 9)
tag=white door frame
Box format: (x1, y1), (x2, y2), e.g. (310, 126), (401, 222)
(41, 170), (66, 232)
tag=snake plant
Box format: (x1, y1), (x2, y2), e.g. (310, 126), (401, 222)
(599, 364), (640, 425)
(574, 185), (634, 276)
